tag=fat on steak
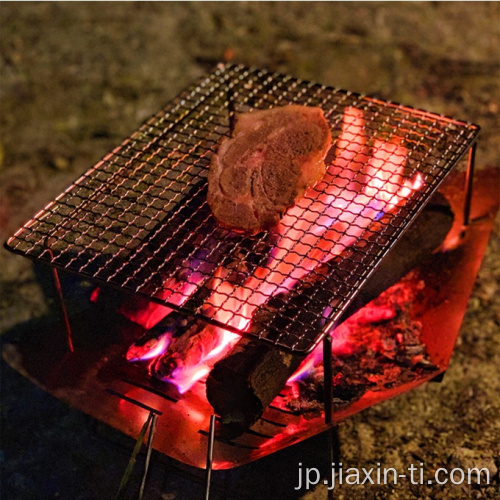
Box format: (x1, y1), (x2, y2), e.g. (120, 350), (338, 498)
(207, 105), (332, 234)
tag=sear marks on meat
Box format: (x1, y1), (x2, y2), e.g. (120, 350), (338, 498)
(207, 105), (332, 234)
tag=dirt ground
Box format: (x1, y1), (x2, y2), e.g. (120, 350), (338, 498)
(1, 2), (499, 499)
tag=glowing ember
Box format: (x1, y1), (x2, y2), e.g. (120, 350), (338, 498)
(283, 273), (437, 411)
(89, 287), (101, 303)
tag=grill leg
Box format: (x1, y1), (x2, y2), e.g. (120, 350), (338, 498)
(323, 334), (333, 425)
(117, 411), (154, 498)
(139, 413), (158, 500)
(463, 142), (477, 228)
(205, 414), (216, 500)
(326, 426), (342, 499)
(323, 334), (337, 500)
(45, 250), (74, 352)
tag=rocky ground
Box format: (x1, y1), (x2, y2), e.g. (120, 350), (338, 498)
(1, 3), (499, 499)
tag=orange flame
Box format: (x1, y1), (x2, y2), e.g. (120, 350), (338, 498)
(206, 107), (425, 330)
(160, 330), (241, 394)
(156, 268), (244, 393)
(173, 366), (211, 394)
(120, 273), (205, 329)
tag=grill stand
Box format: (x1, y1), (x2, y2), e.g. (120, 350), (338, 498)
(3, 167), (498, 498)
(16, 63), (480, 492)
(6, 63), (480, 355)
(38, 140), (478, 497)
(39, 136), (480, 360)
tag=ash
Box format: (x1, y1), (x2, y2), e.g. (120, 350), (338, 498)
(284, 271), (438, 414)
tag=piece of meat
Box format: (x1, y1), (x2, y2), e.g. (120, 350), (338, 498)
(207, 105), (332, 234)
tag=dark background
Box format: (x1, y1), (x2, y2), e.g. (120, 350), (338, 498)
(1, 2), (499, 499)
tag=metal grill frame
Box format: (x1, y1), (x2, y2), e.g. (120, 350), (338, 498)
(5, 63), (479, 353)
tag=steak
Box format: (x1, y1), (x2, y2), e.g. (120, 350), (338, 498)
(207, 105), (332, 233)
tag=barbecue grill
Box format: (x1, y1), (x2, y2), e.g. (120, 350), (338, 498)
(5, 63), (479, 355)
(4, 64), (490, 497)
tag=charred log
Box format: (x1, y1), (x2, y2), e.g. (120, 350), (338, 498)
(207, 192), (454, 435)
(206, 336), (303, 436)
(150, 318), (215, 381)
(126, 312), (199, 361)
(146, 251), (259, 384)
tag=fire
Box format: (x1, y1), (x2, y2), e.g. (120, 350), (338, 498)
(162, 269), (249, 392)
(170, 366), (211, 394)
(206, 107), (425, 328)
(126, 106), (425, 395)
(125, 267), (245, 393)
(157, 330), (241, 394)
(126, 334), (171, 362)
(119, 278), (204, 330)
(204, 329), (240, 361)
(286, 321), (355, 384)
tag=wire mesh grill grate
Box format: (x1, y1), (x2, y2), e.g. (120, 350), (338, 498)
(5, 63), (479, 353)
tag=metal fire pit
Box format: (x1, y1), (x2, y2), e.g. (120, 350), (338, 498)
(2, 64), (497, 479)
(5, 63), (479, 354)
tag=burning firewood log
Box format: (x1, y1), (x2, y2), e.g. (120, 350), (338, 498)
(149, 317), (235, 393)
(125, 312), (199, 362)
(206, 192), (453, 435)
(143, 250), (260, 391)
